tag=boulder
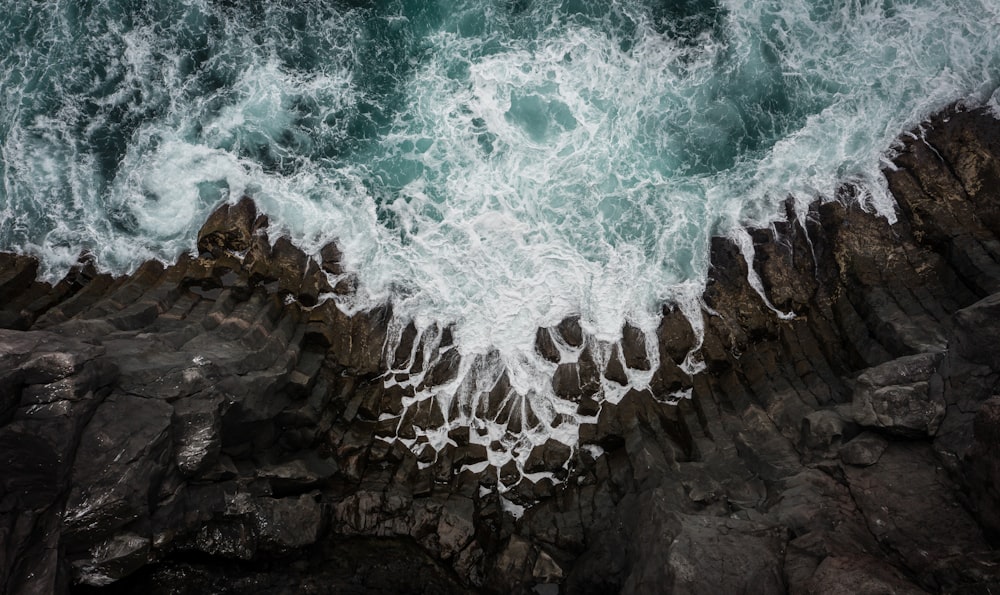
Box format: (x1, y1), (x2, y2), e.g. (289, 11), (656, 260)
(801, 408), (857, 451)
(552, 363), (584, 400)
(620, 323), (650, 370)
(319, 241), (345, 275)
(534, 327), (560, 363)
(853, 383), (945, 437)
(851, 353), (946, 437)
(839, 432), (889, 467)
(423, 348), (461, 388)
(392, 320), (419, 369)
(557, 316), (583, 347)
(603, 345), (628, 385)
(657, 306), (695, 365)
(197, 196), (258, 256)
(524, 440), (572, 474)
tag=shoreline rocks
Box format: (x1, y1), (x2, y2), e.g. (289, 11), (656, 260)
(1, 105), (1000, 593)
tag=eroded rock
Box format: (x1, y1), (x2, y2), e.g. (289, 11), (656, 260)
(197, 196), (258, 257)
(851, 353), (946, 436)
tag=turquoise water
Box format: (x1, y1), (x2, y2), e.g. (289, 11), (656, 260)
(3, 0), (1000, 464)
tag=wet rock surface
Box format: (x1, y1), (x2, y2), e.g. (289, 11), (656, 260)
(1, 106), (1000, 593)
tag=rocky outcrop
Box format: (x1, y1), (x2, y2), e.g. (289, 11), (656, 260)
(1, 106), (1000, 594)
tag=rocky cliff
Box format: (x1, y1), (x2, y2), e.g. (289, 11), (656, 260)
(2, 106), (1000, 594)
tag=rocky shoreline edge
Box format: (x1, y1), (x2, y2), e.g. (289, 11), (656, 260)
(2, 106), (1000, 594)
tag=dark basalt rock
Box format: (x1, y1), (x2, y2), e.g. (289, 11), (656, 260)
(551, 348), (600, 401)
(89, 537), (476, 595)
(534, 327), (560, 363)
(551, 363), (582, 399)
(440, 325), (455, 348)
(657, 305), (695, 365)
(402, 396), (446, 432)
(801, 407), (858, 451)
(422, 347), (461, 388)
(0, 254), (40, 305)
(523, 439), (572, 474)
(845, 444), (1000, 588)
(63, 394), (174, 543)
(620, 322), (650, 370)
(2, 106), (1000, 594)
(172, 393), (224, 477)
(556, 315), (583, 347)
(626, 511), (787, 595)
(197, 196), (259, 257)
(603, 344), (628, 385)
(966, 396), (1000, 539)
(851, 352), (946, 437)
(804, 555), (928, 595)
(838, 431), (889, 467)
(393, 320), (419, 369)
(953, 292), (1000, 370)
(319, 241), (345, 275)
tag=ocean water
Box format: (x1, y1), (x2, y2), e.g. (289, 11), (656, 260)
(3, 0), (999, 475)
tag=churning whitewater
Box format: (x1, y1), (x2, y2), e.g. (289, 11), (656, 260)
(2, 0), (1000, 473)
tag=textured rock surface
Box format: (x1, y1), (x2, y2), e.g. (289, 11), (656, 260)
(1, 106), (1000, 593)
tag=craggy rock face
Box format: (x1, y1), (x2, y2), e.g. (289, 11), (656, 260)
(1, 107), (1000, 594)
